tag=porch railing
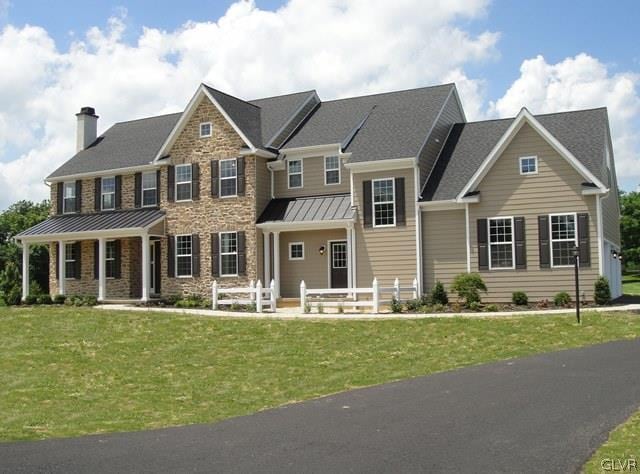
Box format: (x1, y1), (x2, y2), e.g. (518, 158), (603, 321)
(212, 279), (276, 312)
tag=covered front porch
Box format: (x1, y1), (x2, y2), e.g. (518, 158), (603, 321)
(16, 209), (165, 303)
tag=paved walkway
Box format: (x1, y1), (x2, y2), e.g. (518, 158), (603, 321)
(2, 339), (639, 473)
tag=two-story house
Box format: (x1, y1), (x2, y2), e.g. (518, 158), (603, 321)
(16, 82), (623, 303)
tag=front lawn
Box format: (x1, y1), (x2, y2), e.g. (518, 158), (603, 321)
(623, 273), (640, 296)
(1, 306), (640, 441)
(584, 409), (640, 472)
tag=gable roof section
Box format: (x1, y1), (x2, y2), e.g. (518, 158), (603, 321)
(422, 108), (609, 202)
(282, 84), (454, 162)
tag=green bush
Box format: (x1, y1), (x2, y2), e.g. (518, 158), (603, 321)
(485, 303), (499, 312)
(162, 295), (181, 306)
(52, 294), (66, 305)
(390, 297), (403, 313)
(0, 261), (21, 306)
(594, 277), (612, 305)
(303, 302), (311, 314)
(451, 273), (487, 307)
(36, 294), (53, 305)
(176, 294), (204, 308)
(24, 294), (38, 305)
(512, 291), (528, 306)
(317, 302), (324, 314)
(405, 298), (422, 312)
(419, 304), (433, 313)
(432, 303), (445, 312)
(430, 281), (449, 305)
(83, 296), (98, 306)
(553, 292), (572, 307)
(468, 301), (482, 312)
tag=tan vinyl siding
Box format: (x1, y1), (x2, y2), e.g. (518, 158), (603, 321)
(255, 156), (271, 217)
(422, 209), (467, 292)
(273, 156), (349, 198)
(601, 165), (621, 246)
(467, 123), (599, 302)
(353, 167), (417, 289)
(278, 229), (346, 297)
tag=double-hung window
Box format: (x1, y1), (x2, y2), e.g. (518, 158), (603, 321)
(372, 178), (395, 227)
(65, 243), (76, 278)
(550, 213), (577, 267)
(288, 159), (303, 189)
(519, 156), (538, 175)
(488, 217), (514, 269)
(175, 235), (192, 277)
(101, 176), (116, 210)
(220, 232), (238, 276)
(175, 164), (192, 201)
(289, 242), (304, 261)
(63, 182), (76, 213)
(142, 172), (157, 207)
(220, 159), (237, 197)
(324, 156), (340, 185)
(105, 241), (116, 278)
(199, 122), (212, 138)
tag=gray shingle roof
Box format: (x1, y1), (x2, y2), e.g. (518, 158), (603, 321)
(204, 85), (263, 148)
(422, 108), (609, 201)
(282, 84), (454, 162)
(48, 113), (181, 179)
(257, 194), (354, 224)
(17, 208), (165, 238)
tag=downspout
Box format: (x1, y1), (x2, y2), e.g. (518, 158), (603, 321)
(414, 164), (422, 297)
(465, 203), (471, 272)
(596, 194), (604, 276)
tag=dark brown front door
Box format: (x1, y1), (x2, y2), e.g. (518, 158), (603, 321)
(330, 241), (348, 288)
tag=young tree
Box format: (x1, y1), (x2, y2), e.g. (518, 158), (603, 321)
(620, 191), (640, 269)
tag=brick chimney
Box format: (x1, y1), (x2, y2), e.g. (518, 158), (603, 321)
(76, 107), (98, 152)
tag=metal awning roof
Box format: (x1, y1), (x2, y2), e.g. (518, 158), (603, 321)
(16, 208), (165, 241)
(257, 194), (355, 227)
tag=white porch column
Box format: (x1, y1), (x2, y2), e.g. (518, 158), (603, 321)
(273, 231), (281, 298)
(263, 231), (271, 285)
(141, 234), (150, 302)
(98, 238), (106, 302)
(58, 241), (66, 296)
(21, 241), (29, 301)
(346, 225), (353, 293)
(351, 227), (357, 290)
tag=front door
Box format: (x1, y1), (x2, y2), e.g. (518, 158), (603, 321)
(330, 241), (348, 288)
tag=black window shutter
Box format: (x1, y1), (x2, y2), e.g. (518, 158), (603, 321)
(56, 182), (63, 214)
(211, 233), (219, 277)
(93, 240), (99, 279)
(114, 240), (122, 279)
(237, 231), (246, 275)
(75, 180), (82, 212)
(154, 243), (161, 293)
(210, 160), (219, 198)
(155, 170), (161, 205)
(538, 215), (550, 268)
(477, 219), (488, 270)
(74, 242), (82, 279)
(192, 163), (200, 200)
(363, 180), (372, 228)
(94, 177), (101, 211)
(167, 235), (175, 277)
(395, 177), (406, 226)
(134, 172), (142, 208)
(167, 166), (175, 202)
(192, 234), (200, 277)
(514, 216), (526, 269)
(578, 213), (591, 267)
(54, 243), (59, 280)
(114, 175), (122, 209)
(237, 157), (245, 196)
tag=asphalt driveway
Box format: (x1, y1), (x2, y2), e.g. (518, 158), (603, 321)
(2, 339), (640, 473)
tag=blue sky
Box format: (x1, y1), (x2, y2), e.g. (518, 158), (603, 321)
(0, 0), (638, 209)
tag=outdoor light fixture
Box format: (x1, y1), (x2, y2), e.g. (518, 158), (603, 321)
(612, 250), (618, 259)
(319, 245), (326, 256)
(619, 254), (623, 261)
(572, 245), (581, 324)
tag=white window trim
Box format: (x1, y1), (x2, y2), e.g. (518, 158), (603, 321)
(372, 178), (396, 228)
(141, 171), (157, 207)
(219, 231), (239, 277)
(219, 158), (238, 198)
(487, 216), (515, 270)
(105, 240), (116, 279)
(175, 234), (193, 278)
(287, 159), (303, 189)
(324, 155), (341, 186)
(175, 164), (193, 202)
(199, 122), (212, 138)
(63, 182), (76, 214)
(101, 176), (116, 211)
(288, 242), (305, 261)
(549, 212), (578, 268)
(519, 156), (538, 175)
(64, 243), (76, 280)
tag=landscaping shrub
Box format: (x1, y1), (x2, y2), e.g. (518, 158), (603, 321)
(303, 302), (311, 314)
(82, 296), (98, 306)
(468, 301), (482, 312)
(246, 302), (257, 313)
(405, 298), (422, 312)
(512, 291), (528, 306)
(317, 302), (324, 314)
(451, 273), (487, 307)
(430, 281), (449, 305)
(24, 294), (38, 305)
(419, 304), (433, 313)
(36, 294), (53, 305)
(553, 292), (572, 307)
(594, 276), (612, 305)
(0, 261), (21, 306)
(390, 297), (403, 313)
(485, 303), (499, 312)
(230, 301), (242, 311)
(432, 303), (445, 312)
(176, 294), (204, 308)
(52, 294), (66, 305)
(162, 295), (180, 306)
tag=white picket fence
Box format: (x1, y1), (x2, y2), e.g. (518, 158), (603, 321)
(212, 279), (276, 312)
(300, 278), (418, 313)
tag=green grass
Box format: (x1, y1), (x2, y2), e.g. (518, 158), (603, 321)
(1, 306), (640, 441)
(584, 410), (640, 473)
(623, 273), (640, 295)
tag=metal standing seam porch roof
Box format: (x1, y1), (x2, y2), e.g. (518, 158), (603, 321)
(257, 194), (355, 225)
(16, 209), (166, 241)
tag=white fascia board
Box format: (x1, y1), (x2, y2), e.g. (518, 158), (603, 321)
(267, 160), (286, 171)
(582, 187), (609, 195)
(280, 143), (342, 158)
(418, 199), (465, 211)
(47, 163), (161, 184)
(456, 108), (607, 200)
(344, 157), (416, 173)
(257, 219), (354, 232)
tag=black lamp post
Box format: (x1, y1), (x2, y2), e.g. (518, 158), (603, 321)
(572, 245), (580, 324)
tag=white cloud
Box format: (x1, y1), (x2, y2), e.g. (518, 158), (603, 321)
(490, 54), (640, 187)
(0, 0), (499, 209)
